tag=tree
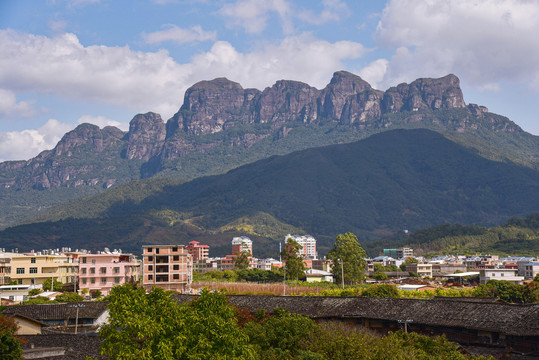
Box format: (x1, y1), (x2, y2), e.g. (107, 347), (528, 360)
(327, 233), (367, 284)
(0, 314), (24, 360)
(400, 257), (418, 271)
(42, 278), (63, 291)
(281, 238), (306, 281)
(362, 284), (400, 298)
(234, 250), (251, 270)
(55, 292), (84, 303)
(373, 272), (388, 281)
(97, 284), (255, 359)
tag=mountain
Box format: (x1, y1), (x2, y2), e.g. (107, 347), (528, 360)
(1, 72), (538, 228)
(2, 129), (538, 257)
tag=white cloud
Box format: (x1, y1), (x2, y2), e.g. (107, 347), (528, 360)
(48, 20), (67, 32)
(0, 88), (37, 119)
(143, 25), (216, 45)
(0, 119), (73, 161)
(77, 115), (129, 131)
(0, 30), (365, 121)
(358, 59), (389, 89)
(374, 0), (539, 90)
(219, 0), (293, 34)
(298, 0), (349, 25)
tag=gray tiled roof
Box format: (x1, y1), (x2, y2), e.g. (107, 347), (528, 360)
(3, 301), (108, 321)
(174, 294), (539, 336)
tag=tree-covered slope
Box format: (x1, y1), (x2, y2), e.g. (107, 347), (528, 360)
(1, 129), (538, 256)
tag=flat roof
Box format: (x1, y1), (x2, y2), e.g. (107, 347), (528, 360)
(443, 272), (480, 277)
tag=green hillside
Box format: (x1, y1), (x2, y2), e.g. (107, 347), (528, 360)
(2, 129), (539, 257)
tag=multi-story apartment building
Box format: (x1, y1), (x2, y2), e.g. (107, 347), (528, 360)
(142, 245), (192, 292)
(78, 252), (140, 296)
(406, 263), (433, 278)
(285, 234), (317, 259)
(0, 251), (77, 286)
(185, 241), (209, 262)
(231, 237), (253, 255)
(524, 263), (539, 280)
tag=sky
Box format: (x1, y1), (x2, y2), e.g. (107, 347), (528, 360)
(1, 0), (538, 162)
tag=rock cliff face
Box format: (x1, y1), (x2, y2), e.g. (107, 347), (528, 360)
(0, 72), (528, 192)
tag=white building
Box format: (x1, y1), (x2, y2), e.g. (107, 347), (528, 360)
(524, 263), (539, 280)
(285, 234), (317, 260)
(231, 236), (253, 255)
(479, 269), (524, 285)
(257, 258), (281, 271)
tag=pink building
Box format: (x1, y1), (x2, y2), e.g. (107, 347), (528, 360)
(185, 241), (209, 262)
(78, 253), (140, 296)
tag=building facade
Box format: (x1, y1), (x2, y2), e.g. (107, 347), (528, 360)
(142, 245), (192, 292)
(285, 234), (317, 259)
(185, 241), (209, 262)
(479, 269), (525, 285)
(231, 237), (253, 255)
(78, 252), (140, 296)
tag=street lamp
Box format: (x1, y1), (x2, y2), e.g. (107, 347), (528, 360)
(398, 319), (414, 333)
(338, 259), (344, 290)
(71, 304), (85, 334)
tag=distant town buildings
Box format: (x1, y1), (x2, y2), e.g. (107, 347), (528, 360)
(231, 236), (253, 255)
(285, 234), (317, 259)
(186, 241), (209, 262)
(142, 245), (192, 292)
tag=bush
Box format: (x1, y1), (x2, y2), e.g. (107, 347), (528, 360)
(362, 284), (400, 298)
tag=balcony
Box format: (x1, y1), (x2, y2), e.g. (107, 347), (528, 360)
(156, 265), (169, 273)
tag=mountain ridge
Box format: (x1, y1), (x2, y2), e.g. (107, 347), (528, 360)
(0, 71), (538, 228)
(3, 129), (538, 257)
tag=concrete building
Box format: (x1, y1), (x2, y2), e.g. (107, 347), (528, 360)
(0, 251), (77, 286)
(78, 252), (140, 296)
(523, 263), (539, 280)
(479, 268), (525, 285)
(231, 237), (253, 255)
(142, 245), (192, 292)
(285, 234), (317, 259)
(257, 258), (281, 271)
(185, 241), (209, 262)
(406, 263), (433, 278)
(0, 284), (31, 303)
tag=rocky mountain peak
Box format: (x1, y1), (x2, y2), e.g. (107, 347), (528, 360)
(53, 123), (123, 157)
(125, 112), (166, 161)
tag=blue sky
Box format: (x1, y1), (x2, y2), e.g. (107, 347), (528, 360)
(0, 0), (538, 161)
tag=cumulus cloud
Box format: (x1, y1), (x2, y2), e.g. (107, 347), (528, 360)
(373, 0), (539, 90)
(143, 25), (216, 45)
(297, 0), (349, 25)
(0, 119), (73, 161)
(219, 0), (293, 34)
(0, 30), (365, 120)
(0, 88), (37, 119)
(358, 59), (389, 89)
(77, 115), (129, 131)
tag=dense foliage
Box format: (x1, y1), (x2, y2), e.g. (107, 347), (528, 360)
(0, 313), (24, 360)
(96, 284), (493, 360)
(282, 238), (307, 281)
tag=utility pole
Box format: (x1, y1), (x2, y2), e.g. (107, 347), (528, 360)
(339, 259), (344, 290)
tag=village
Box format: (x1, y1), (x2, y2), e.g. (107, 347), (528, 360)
(1, 234), (538, 303)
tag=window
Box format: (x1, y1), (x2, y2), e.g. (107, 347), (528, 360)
(173, 256), (179, 261)
(114, 277), (120, 284)
(17, 279), (22, 284)
(148, 256), (153, 262)
(82, 257), (87, 264)
(113, 267), (120, 274)
(148, 265), (153, 271)
(100, 267), (106, 274)
(101, 277), (107, 284)
(90, 278), (96, 284)
(81, 268), (87, 274)
(90, 267), (95, 274)
(148, 275), (153, 281)
(16, 268), (24, 274)
(31, 258), (36, 264)
(147, 247), (153, 253)
(172, 247), (178, 252)
(155, 248), (160, 254)
(173, 274), (179, 280)
(501, 273), (504, 277)
(92, 259), (96, 264)
(173, 265), (179, 271)
(82, 278), (87, 284)
(29, 267), (38, 274)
